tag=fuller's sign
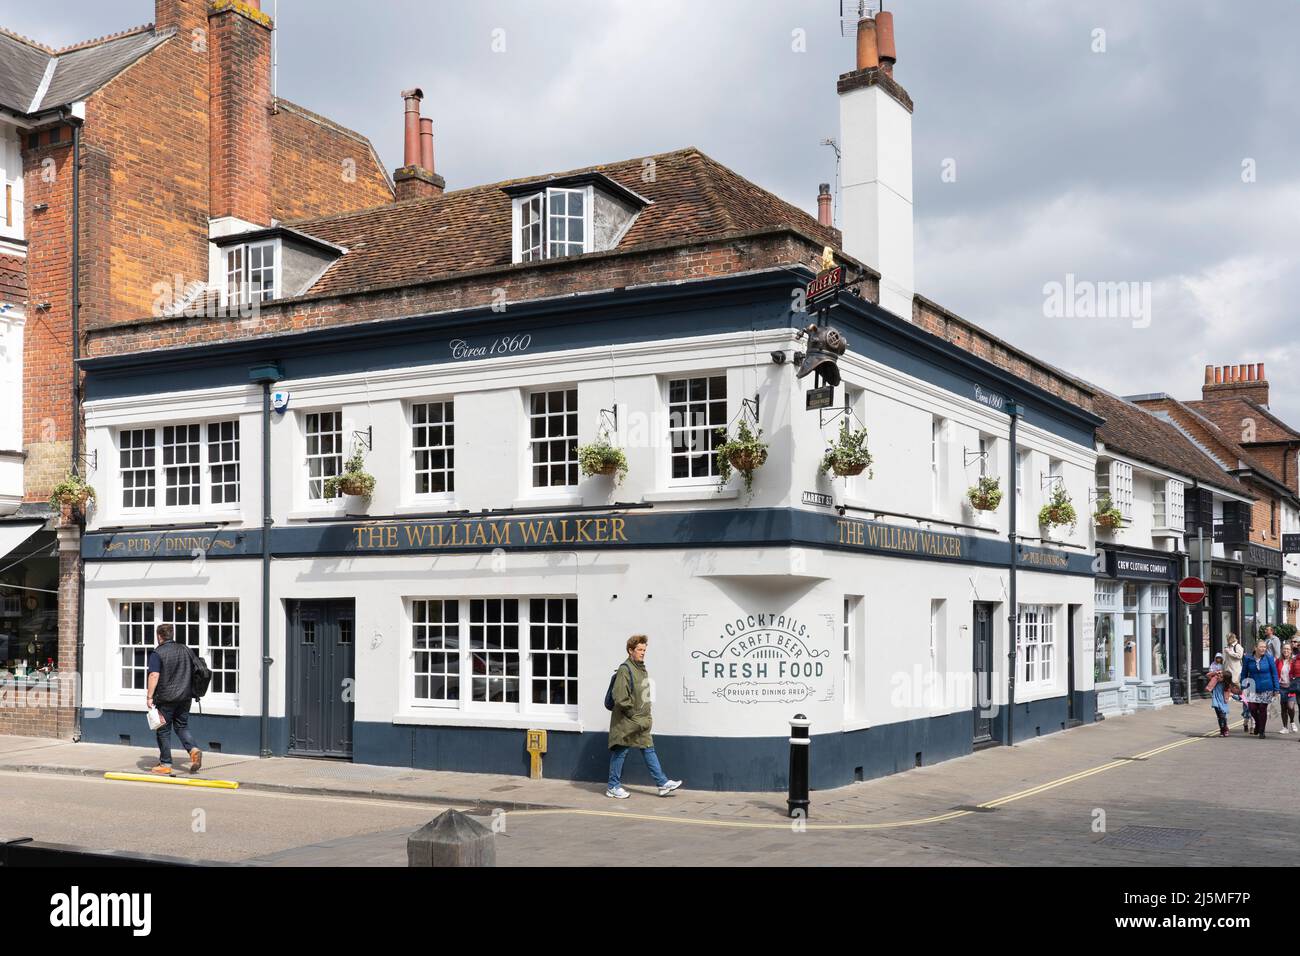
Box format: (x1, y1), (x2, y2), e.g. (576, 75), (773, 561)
(805, 265), (845, 310)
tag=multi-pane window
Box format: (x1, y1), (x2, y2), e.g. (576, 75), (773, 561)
(668, 375), (727, 481)
(529, 389), (578, 488)
(412, 401), (455, 496)
(413, 599), (460, 703)
(162, 425), (201, 508)
(529, 597), (578, 707)
(305, 410), (343, 500)
(469, 598), (520, 703)
(117, 600), (239, 695)
(225, 240), (276, 303)
(1017, 604), (1056, 687)
(118, 601), (155, 690)
(547, 188), (585, 258)
(118, 423), (240, 512)
(978, 435), (992, 478)
(208, 421), (240, 505)
(518, 193), (543, 262)
(120, 428), (156, 509)
(931, 418), (944, 510)
(207, 601), (240, 694)
(409, 596), (579, 714)
(1097, 460), (1134, 520)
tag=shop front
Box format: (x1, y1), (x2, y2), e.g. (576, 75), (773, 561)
(1094, 547), (1178, 714)
(1242, 543), (1284, 640)
(1190, 560), (1243, 695)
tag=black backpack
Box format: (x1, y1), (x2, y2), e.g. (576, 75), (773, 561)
(187, 644), (213, 701)
(604, 663), (634, 712)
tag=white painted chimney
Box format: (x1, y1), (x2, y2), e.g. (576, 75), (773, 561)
(837, 9), (914, 320)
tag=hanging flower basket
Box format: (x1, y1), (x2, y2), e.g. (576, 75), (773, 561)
(1038, 484), (1077, 532)
(578, 435), (629, 485)
(1093, 493), (1123, 530)
(49, 474), (95, 523)
(715, 420), (768, 495)
(966, 476), (1003, 512)
(325, 448), (376, 500)
(819, 420), (874, 479)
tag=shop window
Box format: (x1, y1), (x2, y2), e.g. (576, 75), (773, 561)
(118, 421), (240, 513)
(409, 596), (579, 716)
(668, 375), (726, 482)
(412, 400), (455, 496)
(1150, 589), (1169, 677)
(1094, 581), (1119, 684)
(1016, 604), (1056, 687)
(529, 388), (578, 488)
(117, 600), (239, 696)
(304, 410), (343, 501)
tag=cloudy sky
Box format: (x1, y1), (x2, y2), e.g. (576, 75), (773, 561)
(10, 1), (1300, 423)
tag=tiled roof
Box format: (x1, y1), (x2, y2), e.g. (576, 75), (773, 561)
(1133, 393), (1286, 489)
(0, 24), (170, 115)
(1093, 390), (1249, 496)
(1189, 396), (1300, 443)
(287, 147), (841, 299)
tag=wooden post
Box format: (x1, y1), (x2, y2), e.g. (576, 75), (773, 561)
(407, 810), (496, 867)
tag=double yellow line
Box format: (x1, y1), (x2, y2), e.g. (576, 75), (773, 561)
(510, 731), (1214, 832)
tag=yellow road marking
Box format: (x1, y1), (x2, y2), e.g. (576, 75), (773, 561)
(509, 730), (1218, 831)
(104, 772), (239, 790)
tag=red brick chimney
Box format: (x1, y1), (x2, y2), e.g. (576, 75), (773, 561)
(817, 183), (833, 227)
(394, 88), (445, 201)
(208, 0), (274, 226)
(1203, 362), (1269, 407)
(156, 0), (207, 34)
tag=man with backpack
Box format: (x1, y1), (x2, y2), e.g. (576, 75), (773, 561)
(605, 634), (681, 799)
(146, 623), (204, 775)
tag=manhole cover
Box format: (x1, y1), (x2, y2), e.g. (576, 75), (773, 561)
(1101, 826), (1204, 850)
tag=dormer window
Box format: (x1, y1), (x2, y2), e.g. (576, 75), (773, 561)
(224, 239), (278, 304)
(505, 172), (650, 266)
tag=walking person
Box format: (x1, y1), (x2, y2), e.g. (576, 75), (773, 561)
(147, 623), (202, 775)
(1207, 654), (1230, 737)
(1277, 642), (1298, 734)
(606, 635), (681, 799)
(1264, 625), (1283, 660)
(1240, 638), (1279, 739)
(1224, 633), (1248, 731)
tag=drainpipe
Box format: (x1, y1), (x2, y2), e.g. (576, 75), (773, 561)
(1005, 402), (1023, 746)
(70, 119), (85, 741)
(249, 363), (283, 757)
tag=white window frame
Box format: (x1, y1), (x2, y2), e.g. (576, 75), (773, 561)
(303, 409), (344, 503)
(115, 421), (241, 517)
(1154, 478), (1184, 530)
(409, 398), (455, 502)
(115, 599), (241, 701)
(527, 387), (579, 490)
(1105, 460), (1134, 521)
(931, 417), (944, 512)
(510, 187), (594, 264)
(406, 595), (579, 717)
(665, 373), (728, 486)
(1017, 604), (1057, 690)
(223, 238), (280, 305)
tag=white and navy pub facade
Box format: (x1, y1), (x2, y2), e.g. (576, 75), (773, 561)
(77, 268), (1103, 791)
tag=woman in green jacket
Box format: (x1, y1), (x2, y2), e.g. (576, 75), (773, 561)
(607, 634), (682, 799)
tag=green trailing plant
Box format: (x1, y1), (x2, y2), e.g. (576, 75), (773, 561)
(49, 473), (95, 513)
(1038, 483), (1077, 531)
(324, 448), (376, 500)
(578, 433), (629, 485)
(820, 420), (874, 479)
(715, 419), (768, 494)
(1093, 493), (1124, 530)
(966, 475), (1003, 512)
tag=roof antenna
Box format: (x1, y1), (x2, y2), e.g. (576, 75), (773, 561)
(820, 137), (840, 228)
(272, 0), (279, 105)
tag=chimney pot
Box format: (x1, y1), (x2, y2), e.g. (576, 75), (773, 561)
(817, 183), (833, 227)
(875, 10), (897, 75)
(855, 17), (879, 71)
(1204, 365), (1214, 386)
(402, 88), (424, 169)
(419, 117), (435, 174)
(1214, 366), (1223, 385)
(1258, 362), (1266, 381)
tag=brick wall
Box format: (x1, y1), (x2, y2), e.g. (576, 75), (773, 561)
(80, 28), (210, 329)
(0, 252), (24, 305)
(208, 0), (273, 226)
(21, 134), (74, 501)
(271, 101), (394, 221)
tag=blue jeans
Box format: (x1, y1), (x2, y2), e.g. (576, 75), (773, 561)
(608, 745), (668, 789)
(156, 698), (198, 765)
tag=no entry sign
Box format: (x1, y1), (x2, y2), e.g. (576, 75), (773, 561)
(1178, 576), (1207, 605)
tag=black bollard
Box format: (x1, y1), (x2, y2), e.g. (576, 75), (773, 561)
(787, 713), (810, 818)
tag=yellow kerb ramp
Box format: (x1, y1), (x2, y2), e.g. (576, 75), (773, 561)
(104, 772), (239, 790)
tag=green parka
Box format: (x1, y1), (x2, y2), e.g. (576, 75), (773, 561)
(608, 656), (653, 749)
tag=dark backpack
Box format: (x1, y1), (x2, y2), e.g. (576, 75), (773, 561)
(187, 644), (213, 701)
(604, 663), (634, 712)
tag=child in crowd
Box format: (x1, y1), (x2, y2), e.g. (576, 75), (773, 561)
(1207, 654), (1230, 737)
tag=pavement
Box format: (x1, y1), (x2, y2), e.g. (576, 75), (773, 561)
(2, 702), (1298, 865)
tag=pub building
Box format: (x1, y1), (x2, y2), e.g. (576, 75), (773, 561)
(1089, 391), (1254, 712)
(71, 13), (1109, 790)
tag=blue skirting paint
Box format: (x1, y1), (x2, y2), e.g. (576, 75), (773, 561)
(80, 694), (1097, 792)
